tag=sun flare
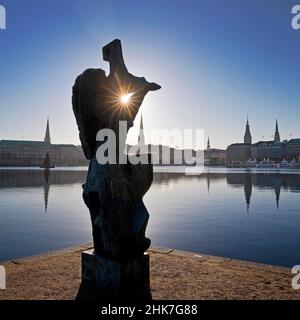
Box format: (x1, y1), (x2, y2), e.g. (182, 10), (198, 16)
(120, 93), (134, 104)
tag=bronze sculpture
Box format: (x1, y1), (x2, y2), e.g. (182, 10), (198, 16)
(72, 39), (160, 299)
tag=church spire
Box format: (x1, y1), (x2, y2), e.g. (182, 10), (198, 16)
(138, 114), (145, 146)
(44, 118), (51, 144)
(274, 119), (280, 142)
(207, 137), (211, 150)
(244, 116), (252, 144)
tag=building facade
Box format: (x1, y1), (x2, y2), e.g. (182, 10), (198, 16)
(251, 141), (285, 161)
(227, 119), (300, 162)
(227, 143), (252, 162)
(227, 118), (253, 162)
(205, 137), (227, 165)
(0, 120), (87, 167)
(285, 139), (300, 161)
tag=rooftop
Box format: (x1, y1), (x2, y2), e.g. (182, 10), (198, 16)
(0, 140), (79, 148)
(0, 140), (50, 146)
(227, 143), (251, 148)
(287, 139), (300, 145)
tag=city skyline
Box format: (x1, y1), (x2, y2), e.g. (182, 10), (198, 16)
(0, 0), (300, 149)
(0, 116), (296, 150)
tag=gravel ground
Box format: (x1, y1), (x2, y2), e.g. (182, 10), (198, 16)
(0, 244), (299, 300)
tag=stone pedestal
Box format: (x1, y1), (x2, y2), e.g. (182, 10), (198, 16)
(79, 249), (151, 300)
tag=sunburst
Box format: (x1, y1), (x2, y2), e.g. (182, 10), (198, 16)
(100, 72), (145, 120)
(120, 93), (134, 105)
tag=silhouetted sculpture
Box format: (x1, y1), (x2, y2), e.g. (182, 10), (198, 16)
(72, 39), (160, 300)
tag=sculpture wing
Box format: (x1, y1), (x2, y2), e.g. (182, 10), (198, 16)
(72, 68), (106, 160)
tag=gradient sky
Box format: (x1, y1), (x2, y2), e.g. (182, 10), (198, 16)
(0, 0), (299, 149)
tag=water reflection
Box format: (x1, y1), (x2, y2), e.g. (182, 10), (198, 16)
(43, 169), (50, 213)
(0, 170), (300, 215)
(0, 169), (87, 214)
(1, 169), (300, 266)
(153, 172), (300, 213)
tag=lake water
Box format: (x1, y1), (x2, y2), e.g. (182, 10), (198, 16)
(0, 167), (300, 267)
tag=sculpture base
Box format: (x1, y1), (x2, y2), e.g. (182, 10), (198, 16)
(77, 249), (151, 301)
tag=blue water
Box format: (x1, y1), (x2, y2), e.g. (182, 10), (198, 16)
(0, 167), (299, 267)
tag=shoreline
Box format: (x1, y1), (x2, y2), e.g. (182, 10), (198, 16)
(0, 165), (300, 175)
(0, 244), (299, 300)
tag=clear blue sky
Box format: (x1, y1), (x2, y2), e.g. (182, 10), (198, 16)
(0, 0), (299, 149)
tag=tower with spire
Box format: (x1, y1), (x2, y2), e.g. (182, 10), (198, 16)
(138, 114), (145, 146)
(274, 120), (280, 143)
(44, 118), (51, 144)
(207, 137), (211, 150)
(244, 117), (252, 144)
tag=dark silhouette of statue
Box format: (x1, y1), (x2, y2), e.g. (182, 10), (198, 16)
(72, 39), (160, 299)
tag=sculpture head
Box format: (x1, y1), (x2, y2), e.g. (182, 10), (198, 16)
(73, 39), (161, 159)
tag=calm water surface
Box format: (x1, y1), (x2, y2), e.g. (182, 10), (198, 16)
(0, 167), (300, 267)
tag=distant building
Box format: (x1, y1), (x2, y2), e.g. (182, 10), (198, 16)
(0, 119), (88, 167)
(251, 120), (284, 161)
(227, 143), (251, 162)
(274, 120), (280, 143)
(227, 118), (300, 162)
(244, 117), (252, 144)
(227, 118), (252, 162)
(285, 139), (300, 161)
(204, 137), (226, 165)
(207, 137), (211, 150)
(128, 114), (202, 165)
(138, 114), (145, 146)
(44, 118), (51, 144)
(251, 140), (284, 161)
